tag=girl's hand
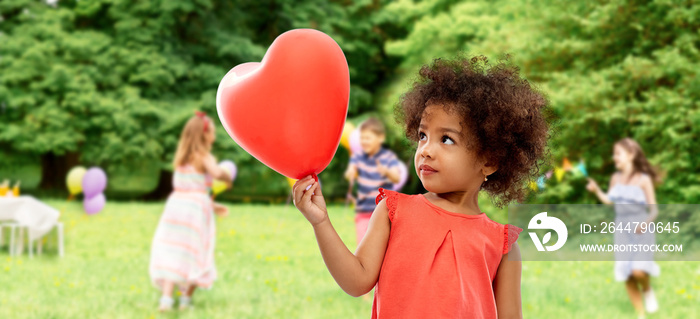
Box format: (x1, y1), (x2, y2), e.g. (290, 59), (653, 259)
(293, 175), (328, 226)
(586, 178), (600, 193)
(214, 204), (229, 217)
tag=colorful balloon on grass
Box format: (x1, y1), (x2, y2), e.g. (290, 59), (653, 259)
(216, 29), (350, 179)
(66, 166), (87, 196)
(83, 193), (106, 215)
(77, 166), (108, 215)
(82, 167), (107, 198)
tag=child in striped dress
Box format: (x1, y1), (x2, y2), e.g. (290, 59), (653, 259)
(149, 111), (231, 312)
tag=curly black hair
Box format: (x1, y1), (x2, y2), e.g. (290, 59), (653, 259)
(396, 55), (553, 208)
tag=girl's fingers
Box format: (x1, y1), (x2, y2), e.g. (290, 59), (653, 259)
(302, 182), (318, 203)
(293, 176), (315, 204)
(312, 180), (323, 197)
(292, 175), (309, 194)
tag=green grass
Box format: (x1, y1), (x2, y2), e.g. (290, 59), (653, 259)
(0, 200), (698, 318)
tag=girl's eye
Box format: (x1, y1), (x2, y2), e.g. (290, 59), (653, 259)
(419, 132), (427, 141)
(442, 135), (454, 145)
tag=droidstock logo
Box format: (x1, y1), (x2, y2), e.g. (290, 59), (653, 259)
(528, 212), (568, 252)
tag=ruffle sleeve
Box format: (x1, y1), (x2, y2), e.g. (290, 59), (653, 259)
(375, 188), (398, 222)
(503, 224), (523, 255)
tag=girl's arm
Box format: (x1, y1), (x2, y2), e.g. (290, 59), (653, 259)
(293, 175), (390, 297)
(586, 174), (616, 205)
(494, 242), (522, 319)
(640, 175), (659, 223)
(203, 154), (232, 184)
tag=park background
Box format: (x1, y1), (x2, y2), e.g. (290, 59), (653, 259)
(0, 0), (699, 318)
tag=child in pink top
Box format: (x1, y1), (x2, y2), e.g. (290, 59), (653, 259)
(293, 56), (551, 318)
(149, 112), (231, 312)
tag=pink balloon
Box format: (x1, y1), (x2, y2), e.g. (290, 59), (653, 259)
(83, 193), (106, 215)
(219, 160), (237, 181)
(392, 161), (409, 192)
(349, 127), (362, 155)
(82, 167), (107, 198)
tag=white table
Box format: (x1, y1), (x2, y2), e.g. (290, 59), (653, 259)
(0, 196), (61, 257)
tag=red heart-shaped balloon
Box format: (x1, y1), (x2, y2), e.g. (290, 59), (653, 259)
(216, 29), (350, 179)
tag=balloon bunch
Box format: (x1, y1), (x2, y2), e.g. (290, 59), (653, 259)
(529, 158), (588, 191)
(211, 160), (237, 198)
(66, 166), (108, 215)
(339, 122), (362, 156)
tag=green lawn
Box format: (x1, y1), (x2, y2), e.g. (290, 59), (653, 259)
(0, 200), (698, 318)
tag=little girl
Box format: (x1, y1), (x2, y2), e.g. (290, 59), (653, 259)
(294, 56), (551, 318)
(586, 138), (661, 318)
(149, 111), (231, 311)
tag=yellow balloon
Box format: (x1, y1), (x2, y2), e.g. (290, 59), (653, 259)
(286, 177), (297, 189)
(66, 166), (87, 195)
(211, 180), (227, 195)
(212, 166), (232, 196)
(340, 122), (355, 151)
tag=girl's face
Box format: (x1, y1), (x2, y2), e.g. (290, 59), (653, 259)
(414, 103), (485, 194)
(612, 144), (633, 170)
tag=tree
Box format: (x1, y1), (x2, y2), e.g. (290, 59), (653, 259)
(0, 0), (397, 199)
(375, 0), (699, 203)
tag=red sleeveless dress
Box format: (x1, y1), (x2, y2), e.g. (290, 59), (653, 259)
(372, 188), (522, 319)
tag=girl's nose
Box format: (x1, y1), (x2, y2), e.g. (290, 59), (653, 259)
(420, 141), (434, 158)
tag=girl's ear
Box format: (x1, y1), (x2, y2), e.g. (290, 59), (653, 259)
(482, 161), (498, 176)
